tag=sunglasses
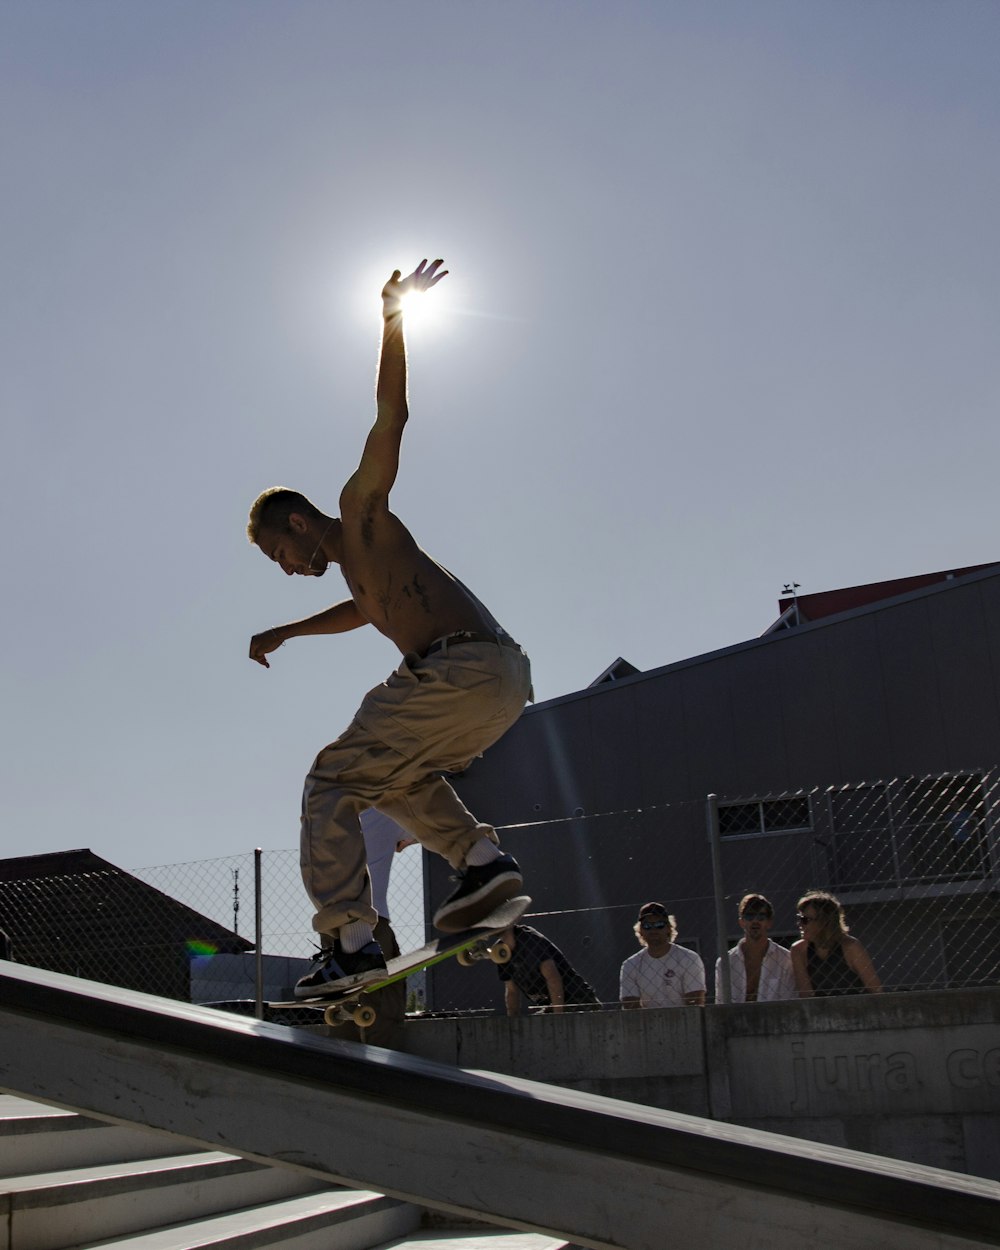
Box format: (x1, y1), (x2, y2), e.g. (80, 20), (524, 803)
(640, 918), (669, 931)
(741, 911), (770, 921)
(796, 913), (818, 925)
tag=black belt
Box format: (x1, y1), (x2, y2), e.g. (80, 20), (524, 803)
(421, 631), (520, 659)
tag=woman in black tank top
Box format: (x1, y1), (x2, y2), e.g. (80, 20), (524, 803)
(791, 891), (882, 998)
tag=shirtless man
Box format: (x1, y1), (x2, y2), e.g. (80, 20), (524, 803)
(714, 893), (795, 1004)
(246, 259), (532, 998)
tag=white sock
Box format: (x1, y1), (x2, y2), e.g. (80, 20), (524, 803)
(340, 921), (375, 953)
(464, 838), (501, 868)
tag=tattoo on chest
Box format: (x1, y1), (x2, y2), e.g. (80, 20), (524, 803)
(373, 573), (432, 621)
(350, 559), (434, 623)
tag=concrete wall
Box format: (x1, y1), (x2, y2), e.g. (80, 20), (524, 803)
(400, 986), (1000, 1182)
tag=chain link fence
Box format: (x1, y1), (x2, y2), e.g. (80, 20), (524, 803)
(708, 767), (1000, 999)
(426, 766), (1000, 1014)
(130, 844), (428, 1008)
(0, 766), (996, 1012)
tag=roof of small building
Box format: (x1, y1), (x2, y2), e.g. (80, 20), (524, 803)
(0, 848), (252, 955)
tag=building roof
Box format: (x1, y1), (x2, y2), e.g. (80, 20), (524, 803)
(588, 657), (641, 687)
(529, 561), (1000, 716)
(767, 563), (999, 631)
(0, 848), (252, 956)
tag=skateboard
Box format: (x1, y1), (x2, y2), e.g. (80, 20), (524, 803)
(273, 894), (531, 1029)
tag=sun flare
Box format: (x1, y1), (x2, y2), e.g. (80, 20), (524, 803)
(397, 287), (442, 331)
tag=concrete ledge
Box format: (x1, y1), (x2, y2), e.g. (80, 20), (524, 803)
(0, 964), (998, 1249)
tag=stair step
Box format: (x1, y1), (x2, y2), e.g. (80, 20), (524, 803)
(0, 1104), (179, 1177)
(375, 1235), (572, 1249)
(0, 1099), (569, 1250)
(76, 1190), (420, 1249)
(0, 1151), (325, 1249)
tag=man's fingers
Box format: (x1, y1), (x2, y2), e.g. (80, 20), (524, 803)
(387, 260), (447, 299)
(423, 259), (447, 288)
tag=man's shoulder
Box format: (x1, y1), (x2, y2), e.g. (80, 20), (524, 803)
(766, 940), (793, 963)
(339, 494), (416, 548)
(620, 949), (646, 971)
(522, 927), (558, 954)
(670, 943), (704, 967)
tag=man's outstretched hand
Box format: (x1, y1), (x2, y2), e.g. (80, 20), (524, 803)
(249, 629), (284, 668)
(382, 258), (448, 316)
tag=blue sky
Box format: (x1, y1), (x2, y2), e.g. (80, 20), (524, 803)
(2, 1), (998, 871)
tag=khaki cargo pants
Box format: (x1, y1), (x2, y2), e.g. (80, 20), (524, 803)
(300, 636), (532, 938)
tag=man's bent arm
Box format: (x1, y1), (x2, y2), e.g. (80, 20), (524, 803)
(249, 600), (367, 667)
(540, 959), (566, 1013)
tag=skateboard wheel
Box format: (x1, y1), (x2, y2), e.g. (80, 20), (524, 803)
(323, 1005), (348, 1027)
(352, 1004), (377, 1028)
(456, 948), (477, 967)
(489, 941), (511, 964)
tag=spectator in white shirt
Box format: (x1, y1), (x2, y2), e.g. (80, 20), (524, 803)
(715, 893), (796, 1004)
(620, 902), (706, 1009)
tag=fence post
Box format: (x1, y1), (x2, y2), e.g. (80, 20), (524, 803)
(706, 794), (731, 1004)
(254, 848), (264, 1020)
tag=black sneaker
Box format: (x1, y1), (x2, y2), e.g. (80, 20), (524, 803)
(433, 853), (523, 932)
(293, 940), (387, 999)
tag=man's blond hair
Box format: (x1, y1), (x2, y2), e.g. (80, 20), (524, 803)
(246, 487), (319, 544)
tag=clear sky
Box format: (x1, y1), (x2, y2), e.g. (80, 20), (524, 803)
(2, 1), (998, 871)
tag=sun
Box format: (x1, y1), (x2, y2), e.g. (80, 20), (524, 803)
(397, 287), (443, 332)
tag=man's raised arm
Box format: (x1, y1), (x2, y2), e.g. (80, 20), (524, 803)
(341, 259), (447, 509)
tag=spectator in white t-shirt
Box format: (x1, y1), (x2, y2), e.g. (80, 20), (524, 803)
(619, 902), (706, 1009)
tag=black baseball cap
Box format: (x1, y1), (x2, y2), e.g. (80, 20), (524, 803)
(638, 902), (668, 919)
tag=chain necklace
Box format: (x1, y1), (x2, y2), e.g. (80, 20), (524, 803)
(308, 520), (336, 572)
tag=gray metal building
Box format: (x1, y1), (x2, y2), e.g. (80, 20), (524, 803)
(425, 563), (1000, 1011)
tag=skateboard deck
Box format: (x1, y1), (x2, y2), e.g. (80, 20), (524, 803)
(273, 894), (531, 1029)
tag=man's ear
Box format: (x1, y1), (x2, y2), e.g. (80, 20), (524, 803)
(288, 512), (307, 534)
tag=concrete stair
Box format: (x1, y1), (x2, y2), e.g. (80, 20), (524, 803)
(0, 1095), (416, 1250)
(372, 1237), (572, 1250)
(0, 1097), (571, 1250)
